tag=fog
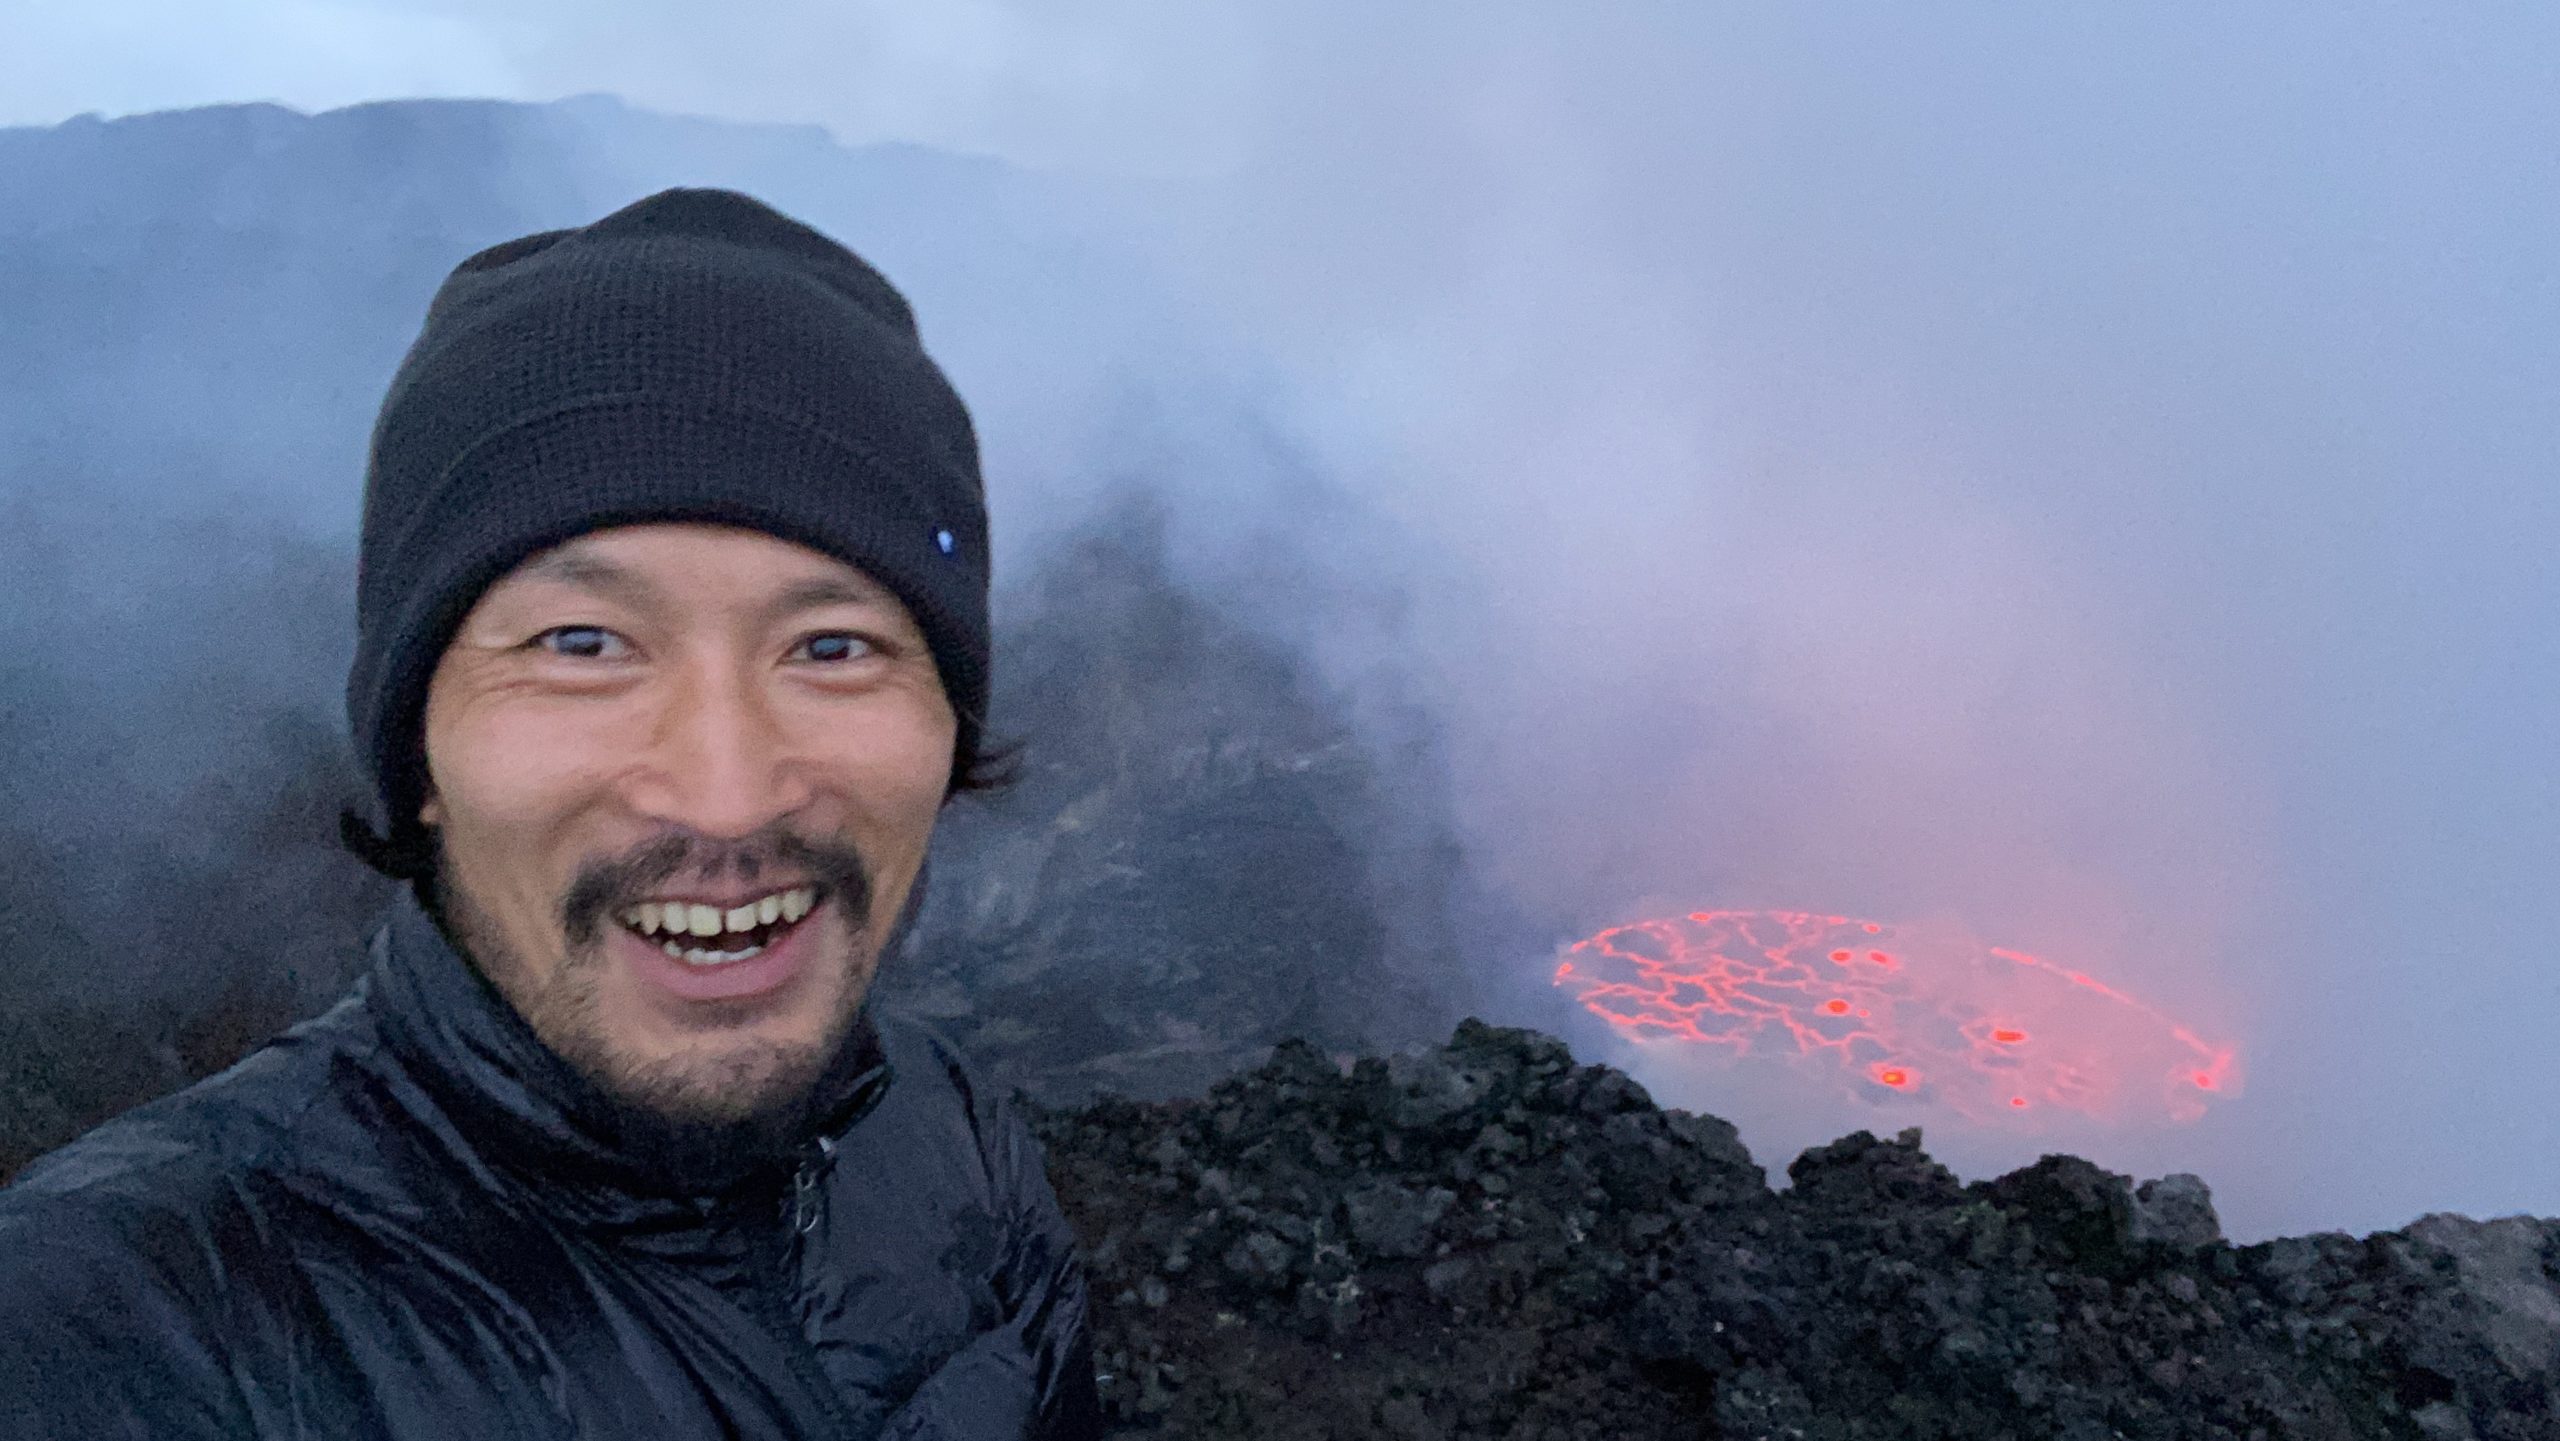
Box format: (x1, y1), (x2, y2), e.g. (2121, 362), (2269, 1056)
(5, 3), (2556, 1243)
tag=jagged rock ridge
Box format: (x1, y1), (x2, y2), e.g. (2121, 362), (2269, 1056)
(1033, 1018), (2559, 1441)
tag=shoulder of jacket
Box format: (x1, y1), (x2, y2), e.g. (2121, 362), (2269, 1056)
(0, 1152), (263, 1376)
(869, 1005), (989, 1108)
(3, 987), (380, 1217)
(862, 1005), (1059, 1197)
(0, 994), (394, 1363)
(0, 1167), (262, 1430)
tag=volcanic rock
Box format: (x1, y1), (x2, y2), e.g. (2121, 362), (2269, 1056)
(1034, 1017), (2560, 1440)
(2134, 1173), (2224, 1251)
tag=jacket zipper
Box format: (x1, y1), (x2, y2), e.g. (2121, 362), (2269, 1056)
(744, 1136), (863, 1440)
(788, 1137), (833, 1235)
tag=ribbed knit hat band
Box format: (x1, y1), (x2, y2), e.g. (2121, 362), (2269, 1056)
(347, 188), (991, 862)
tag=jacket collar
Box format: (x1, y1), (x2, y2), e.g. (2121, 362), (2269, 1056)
(365, 892), (893, 1222)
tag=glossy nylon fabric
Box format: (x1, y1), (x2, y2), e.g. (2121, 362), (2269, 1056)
(0, 896), (1103, 1439)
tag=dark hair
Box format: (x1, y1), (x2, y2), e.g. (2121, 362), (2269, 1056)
(950, 734), (1024, 795)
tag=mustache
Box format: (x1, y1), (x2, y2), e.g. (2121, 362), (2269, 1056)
(558, 827), (874, 951)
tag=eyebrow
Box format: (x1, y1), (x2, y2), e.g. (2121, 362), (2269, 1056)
(770, 575), (895, 615)
(512, 548), (640, 594)
(507, 548), (896, 618)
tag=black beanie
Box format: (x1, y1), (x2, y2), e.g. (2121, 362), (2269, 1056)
(345, 187), (990, 870)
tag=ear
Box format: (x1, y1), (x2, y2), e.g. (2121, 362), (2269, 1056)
(419, 786), (443, 828)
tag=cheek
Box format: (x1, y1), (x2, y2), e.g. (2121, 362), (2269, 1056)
(426, 697), (625, 840)
(805, 702), (954, 850)
(841, 745), (951, 843)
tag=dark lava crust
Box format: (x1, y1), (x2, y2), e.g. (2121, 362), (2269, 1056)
(1032, 1019), (2559, 1441)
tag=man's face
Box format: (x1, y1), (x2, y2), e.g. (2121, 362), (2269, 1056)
(418, 523), (955, 1126)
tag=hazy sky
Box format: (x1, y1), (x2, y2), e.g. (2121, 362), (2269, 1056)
(6, 2), (2556, 1242)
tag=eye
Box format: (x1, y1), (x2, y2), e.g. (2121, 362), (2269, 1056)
(795, 631), (878, 664)
(532, 625), (631, 660)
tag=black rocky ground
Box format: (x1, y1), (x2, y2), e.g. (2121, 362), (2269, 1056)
(1031, 1018), (2560, 1441)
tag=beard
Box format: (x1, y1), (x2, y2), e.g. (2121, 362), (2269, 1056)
(435, 825), (908, 1182)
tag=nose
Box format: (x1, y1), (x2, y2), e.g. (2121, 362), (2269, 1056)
(623, 655), (815, 839)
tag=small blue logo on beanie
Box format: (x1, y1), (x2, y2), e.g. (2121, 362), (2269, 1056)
(934, 528), (956, 555)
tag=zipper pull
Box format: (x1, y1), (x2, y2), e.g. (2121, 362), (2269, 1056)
(787, 1135), (835, 1235)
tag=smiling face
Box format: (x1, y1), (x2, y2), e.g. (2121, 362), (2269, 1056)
(417, 523), (955, 1126)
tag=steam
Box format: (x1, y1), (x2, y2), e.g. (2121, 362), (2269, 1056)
(5, 3), (2558, 1243)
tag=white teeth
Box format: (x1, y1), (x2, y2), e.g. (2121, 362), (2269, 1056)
(623, 887), (819, 943)
(660, 939), (765, 966)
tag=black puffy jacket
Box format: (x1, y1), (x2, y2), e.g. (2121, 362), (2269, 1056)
(0, 897), (1103, 1439)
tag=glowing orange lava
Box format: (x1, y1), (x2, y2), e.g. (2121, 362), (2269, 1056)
(1552, 909), (2238, 1124)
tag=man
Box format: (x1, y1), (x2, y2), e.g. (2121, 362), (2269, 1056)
(0, 188), (1103, 1439)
